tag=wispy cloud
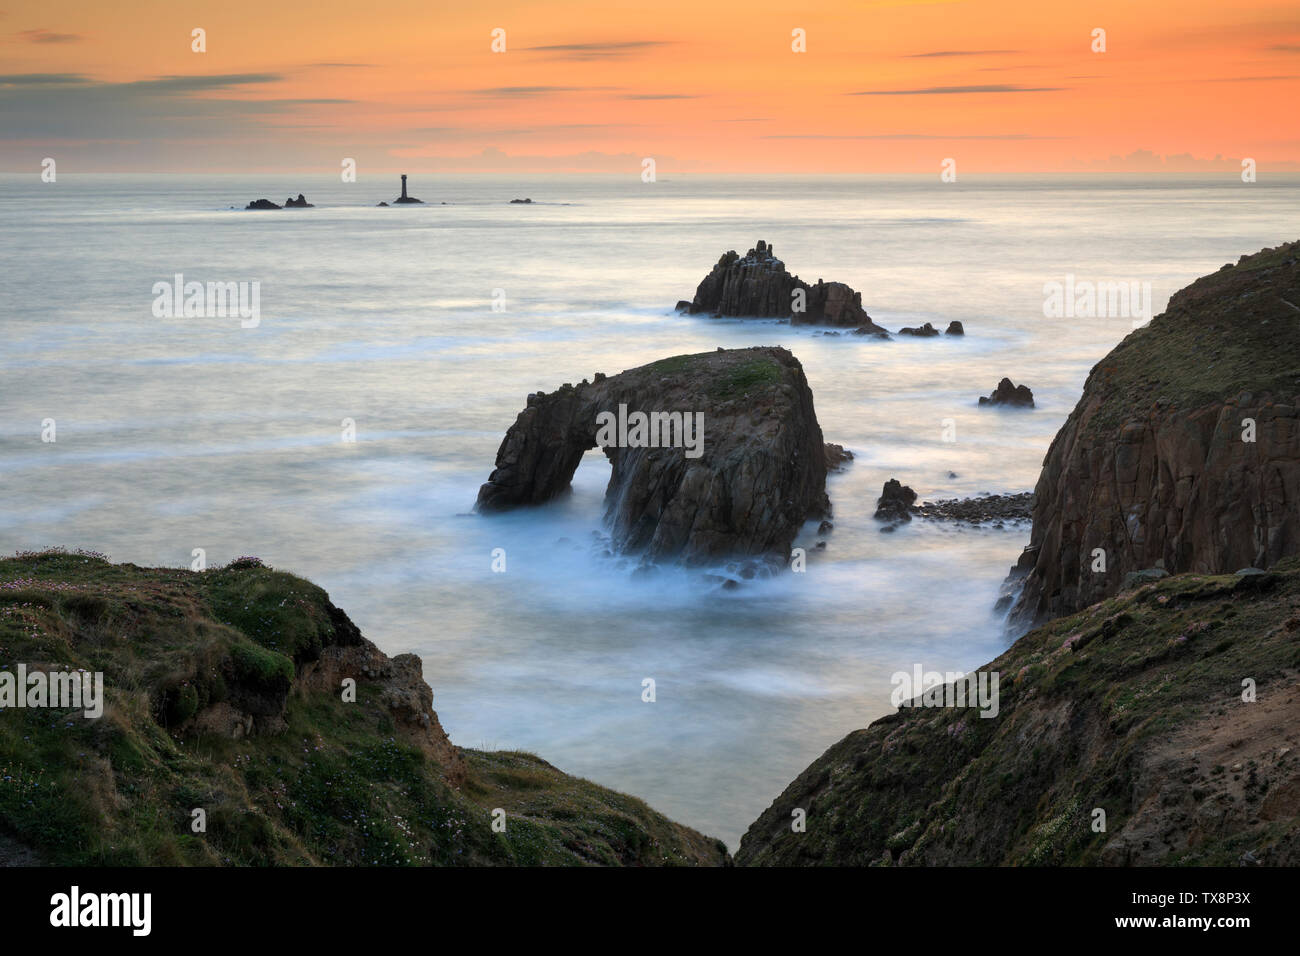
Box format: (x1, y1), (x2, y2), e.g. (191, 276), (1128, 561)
(468, 85), (619, 96)
(621, 93), (698, 100)
(763, 133), (1062, 140)
(522, 41), (671, 60)
(848, 84), (1064, 95)
(16, 28), (81, 43)
(905, 49), (1019, 58)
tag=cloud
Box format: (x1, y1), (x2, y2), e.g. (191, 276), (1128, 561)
(1067, 149), (1300, 171)
(522, 41), (670, 60)
(621, 93), (698, 100)
(0, 73), (88, 85)
(905, 49), (1019, 57)
(386, 145), (700, 172)
(848, 84), (1065, 95)
(763, 133), (1062, 140)
(0, 71), (349, 144)
(468, 85), (619, 96)
(16, 28), (81, 43)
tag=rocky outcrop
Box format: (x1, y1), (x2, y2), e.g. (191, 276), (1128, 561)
(874, 478), (917, 525)
(945, 321), (965, 336)
(684, 241), (890, 335)
(245, 198), (281, 210)
(0, 550), (727, 866)
(284, 193), (314, 208)
(1008, 242), (1300, 630)
(913, 491), (1035, 525)
(979, 377), (1034, 407)
(738, 558), (1300, 866)
(898, 322), (940, 337)
(824, 443), (854, 472)
(476, 346), (829, 568)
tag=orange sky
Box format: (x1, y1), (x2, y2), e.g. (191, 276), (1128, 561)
(3, 0), (1299, 172)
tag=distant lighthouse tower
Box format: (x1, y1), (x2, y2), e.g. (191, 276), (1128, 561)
(393, 173), (423, 204)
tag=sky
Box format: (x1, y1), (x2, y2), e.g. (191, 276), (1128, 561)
(2, 0), (1299, 173)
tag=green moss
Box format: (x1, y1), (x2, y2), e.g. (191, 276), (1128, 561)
(712, 358), (784, 399)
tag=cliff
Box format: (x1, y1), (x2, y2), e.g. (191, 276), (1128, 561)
(1009, 242), (1300, 629)
(476, 346), (829, 569)
(0, 549), (726, 866)
(738, 559), (1300, 865)
(684, 241), (890, 335)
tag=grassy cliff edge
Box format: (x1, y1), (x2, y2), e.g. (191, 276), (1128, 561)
(0, 549), (727, 866)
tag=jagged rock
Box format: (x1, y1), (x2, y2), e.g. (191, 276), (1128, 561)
(945, 321), (965, 335)
(898, 322), (940, 337)
(284, 193), (314, 208)
(1008, 241), (1300, 630)
(476, 346), (830, 567)
(510, 198), (533, 203)
(376, 201), (389, 207)
(245, 198), (281, 210)
(684, 240), (890, 335)
(825, 443), (854, 472)
(874, 478), (917, 524)
(979, 378), (1035, 407)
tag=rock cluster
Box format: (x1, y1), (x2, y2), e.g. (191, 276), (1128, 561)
(683, 241), (891, 335)
(979, 378), (1034, 407)
(476, 346), (830, 568)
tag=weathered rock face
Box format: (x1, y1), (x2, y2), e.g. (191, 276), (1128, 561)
(476, 346), (830, 567)
(685, 241), (890, 334)
(1008, 242), (1300, 630)
(738, 559), (1300, 866)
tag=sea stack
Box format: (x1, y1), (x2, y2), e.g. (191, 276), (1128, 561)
(394, 173), (423, 204)
(475, 346), (830, 571)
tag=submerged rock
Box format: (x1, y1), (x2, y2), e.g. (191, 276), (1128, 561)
(1008, 241), (1300, 630)
(476, 346), (830, 568)
(979, 377), (1035, 407)
(683, 240), (890, 335)
(897, 322), (940, 337)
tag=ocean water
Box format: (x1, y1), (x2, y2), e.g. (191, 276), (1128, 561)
(1, 172), (1297, 851)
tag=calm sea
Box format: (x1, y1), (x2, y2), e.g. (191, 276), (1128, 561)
(2, 172), (1297, 849)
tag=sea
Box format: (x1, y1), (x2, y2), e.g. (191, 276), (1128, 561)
(2, 172), (1297, 850)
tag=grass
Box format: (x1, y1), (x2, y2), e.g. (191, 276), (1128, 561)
(0, 549), (727, 866)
